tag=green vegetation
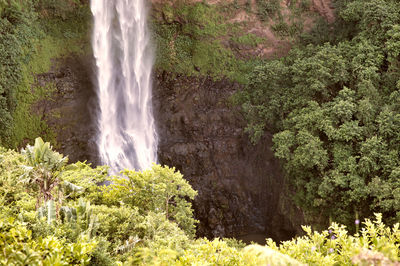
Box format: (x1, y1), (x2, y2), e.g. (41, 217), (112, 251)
(0, 0), (90, 149)
(268, 213), (400, 265)
(256, 0), (281, 21)
(1, 138), (399, 265)
(237, 0), (400, 228)
(231, 33), (266, 48)
(153, 2), (261, 84)
(254, 0), (311, 39)
(0, 0), (399, 264)
(0, 1), (40, 147)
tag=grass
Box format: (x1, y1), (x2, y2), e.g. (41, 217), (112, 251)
(231, 33), (266, 47)
(256, 0), (281, 21)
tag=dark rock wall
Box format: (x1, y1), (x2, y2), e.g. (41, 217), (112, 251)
(153, 72), (303, 240)
(35, 55), (99, 164)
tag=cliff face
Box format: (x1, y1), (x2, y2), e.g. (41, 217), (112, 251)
(33, 55), (98, 164)
(41, 66), (304, 239)
(153, 73), (303, 240)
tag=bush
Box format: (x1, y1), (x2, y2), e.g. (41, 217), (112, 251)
(103, 164), (198, 236)
(0, 217), (97, 265)
(256, 0), (280, 21)
(0, 148), (34, 218)
(267, 214), (400, 265)
(60, 161), (109, 204)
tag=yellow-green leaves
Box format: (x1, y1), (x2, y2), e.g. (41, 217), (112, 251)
(20, 137), (68, 204)
(268, 214), (400, 266)
(103, 164), (198, 236)
(0, 218), (97, 265)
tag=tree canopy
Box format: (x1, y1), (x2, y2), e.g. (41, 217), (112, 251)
(237, 0), (400, 226)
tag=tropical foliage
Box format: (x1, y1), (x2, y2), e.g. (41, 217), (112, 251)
(267, 213), (400, 265)
(0, 138), (198, 264)
(0, 138), (399, 265)
(20, 137), (68, 205)
(103, 165), (198, 236)
(0, 0), (90, 148)
(237, 0), (400, 227)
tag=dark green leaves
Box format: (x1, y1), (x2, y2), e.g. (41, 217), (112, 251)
(238, 0), (400, 226)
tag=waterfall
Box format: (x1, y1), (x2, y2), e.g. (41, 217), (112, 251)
(91, 0), (157, 173)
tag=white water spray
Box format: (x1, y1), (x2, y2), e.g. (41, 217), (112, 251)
(91, 0), (157, 172)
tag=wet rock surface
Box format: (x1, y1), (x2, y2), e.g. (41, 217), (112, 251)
(35, 55), (99, 164)
(154, 72), (303, 240)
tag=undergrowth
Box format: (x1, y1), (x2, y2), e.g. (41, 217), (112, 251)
(0, 140), (399, 265)
(0, 1), (90, 149)
(152, 2), (262, 84)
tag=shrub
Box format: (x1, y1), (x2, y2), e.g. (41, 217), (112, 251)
(60, 161), (109, 204)
(267, 214), (400, 265)
(0, 217), (97, 265)
(103, 164), (198, 236)
(256, 0), (281, 21)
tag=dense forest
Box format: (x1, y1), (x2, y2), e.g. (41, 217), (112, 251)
(237, 0), (400, 228)
(0, 0), (399, 265)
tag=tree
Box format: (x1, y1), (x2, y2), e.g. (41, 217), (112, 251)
(103, 164), (198, 236)
(237, 0), (400, 226)
(20, 137), (68, 208)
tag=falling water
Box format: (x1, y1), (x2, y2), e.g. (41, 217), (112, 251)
(91, 0), (157, 173)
